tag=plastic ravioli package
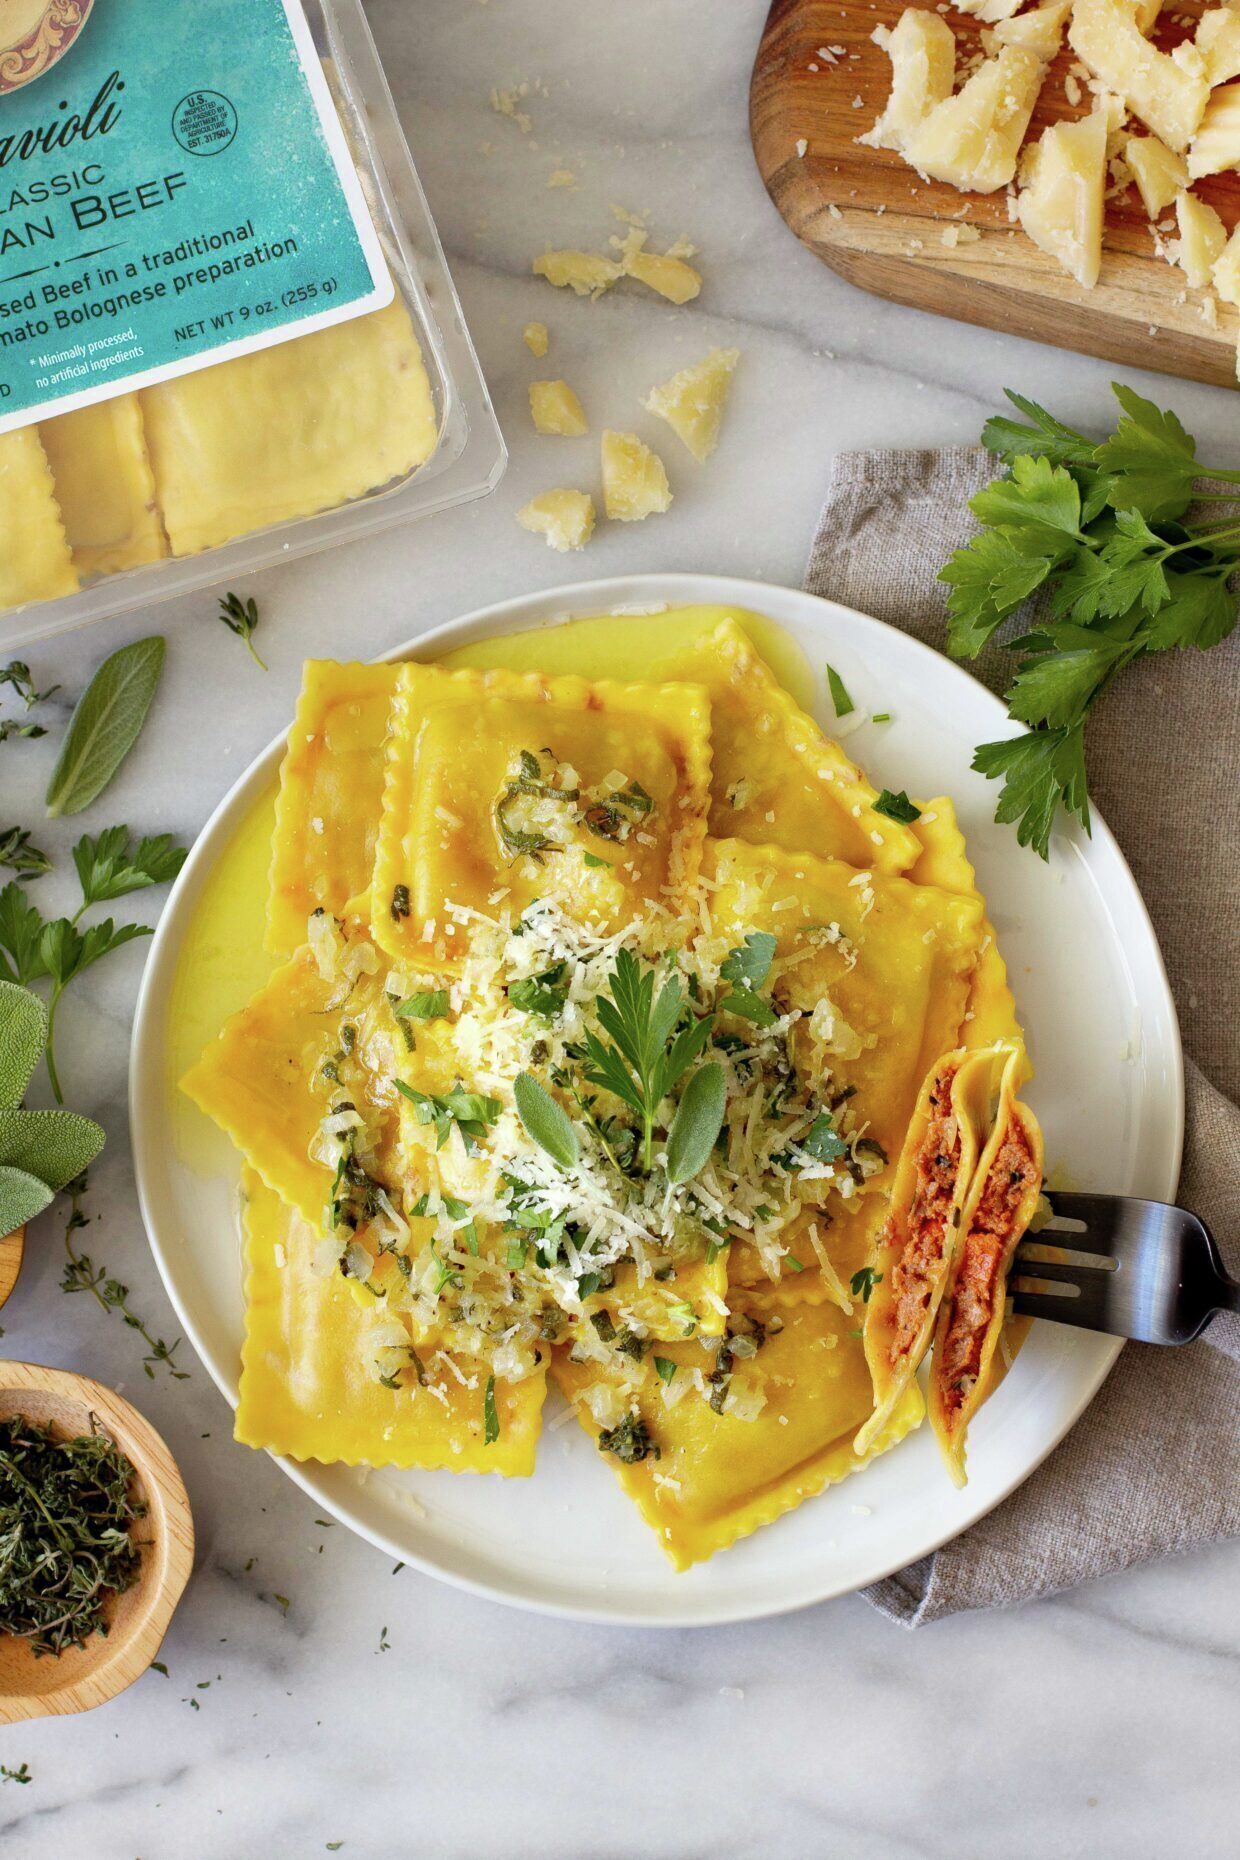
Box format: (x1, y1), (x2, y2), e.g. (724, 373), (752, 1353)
(0, 0), (505, 648)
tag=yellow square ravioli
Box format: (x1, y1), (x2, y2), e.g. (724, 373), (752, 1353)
(38, 394), (166, 578)
(371, 662), (712, 967)
(703, 837), (985, 1170)
(0, 427), (78, 607)
(554, 1296), (923, 1567)
(141, 297), (438, 556)
(656, 617), (921, 874)
(180, 919), (406, 1227)
(909, 797), (1026, 1059)
(238, 1171), (546, 1470)
(267, 660), (399, 953)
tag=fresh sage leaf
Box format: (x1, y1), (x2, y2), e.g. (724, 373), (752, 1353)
(513, 1072), (579, 1170)
(0, 981), (46, 1111)
(0, 1164), (53, 1238)
(46, 638), (166, 818)
(0, 1108), (105, 1192)
(664, 1061), (726, 1186)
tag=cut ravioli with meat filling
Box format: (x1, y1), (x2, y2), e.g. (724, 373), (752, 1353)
(141, 296), (438, 556)
(856, 1045), (1004, 1453)
(237, 1170), (546, 1471)
(371, 662), (712, 968)
(266, 660), (399, 953)
(929, 1048), (1043, 1485)
(553, 1295), (923, 1568)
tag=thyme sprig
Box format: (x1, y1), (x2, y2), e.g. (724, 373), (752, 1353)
(60, 1184), (189, 1380)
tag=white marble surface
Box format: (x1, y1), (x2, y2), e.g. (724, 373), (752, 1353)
(2, 2), (1238, 1853)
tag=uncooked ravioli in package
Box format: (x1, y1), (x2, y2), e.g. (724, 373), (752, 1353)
(0, 0), (504, 648)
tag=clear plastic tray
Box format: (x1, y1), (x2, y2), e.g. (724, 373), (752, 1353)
(0, 0), (506, 651)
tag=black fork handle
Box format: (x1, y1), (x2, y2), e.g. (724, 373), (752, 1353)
(1218, 1275), (1240, 1317)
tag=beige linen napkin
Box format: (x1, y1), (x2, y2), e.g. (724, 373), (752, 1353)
(806, 448), (1240, 1626)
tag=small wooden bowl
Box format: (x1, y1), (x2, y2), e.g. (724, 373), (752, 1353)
(0, 1225), (23, 1312)
(0, 1360), (194, 1723)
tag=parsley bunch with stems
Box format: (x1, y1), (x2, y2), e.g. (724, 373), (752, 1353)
(582, 947), (720, 1176)
(941, 383), (1240, 857)
(0, 827), (186, 1102)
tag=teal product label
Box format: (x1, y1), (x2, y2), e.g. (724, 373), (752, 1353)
(0, 0), (392, 435)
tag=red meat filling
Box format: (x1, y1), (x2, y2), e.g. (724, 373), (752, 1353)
(936, 1123), (1036, 1416)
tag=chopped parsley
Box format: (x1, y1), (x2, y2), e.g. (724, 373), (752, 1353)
(874, 789), (922, 824)
(483, 1375), (500, 1445)
(825, 664), (855, 719)
(395, 989), (449, 1021)
(850, 1266), (882, 1302)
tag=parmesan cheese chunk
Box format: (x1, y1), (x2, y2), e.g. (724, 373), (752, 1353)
(529, 379), (589, 436)
(616, 228), (702, 305)
(533, 250), (624, 298)
(517, 489), (596, 551)
(1017, 108), (1107, 288)
(601, 431), (673, 522)
(523, 321), (549, 357)
(1197, 6), (1240, 87)
(992, 0), (1072, 61)
(952, 0), (1024, 22)
(859, 8), (956, 154)
(643, 348), (740, 462)
(1188, 81), (1240, 181)
(1133, 0), (1165, 30)
(1124, 134), (1189, 216)
(904, 46), (1047, 194)
(1172, 189), (1227, 288)
(1068, 0), (1208, 153)
(1211, 221), (1240, 306)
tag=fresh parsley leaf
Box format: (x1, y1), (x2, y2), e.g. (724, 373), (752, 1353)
(0, 829), (51, 880)
(850, 1266), (882, 1302)
(957, 381), (1240, 856)
(72, 827), (186, 908)
(394, 989), (450, 1022)
(217, 593), (267, 670)
(513, 1072), (579, 1170)
(720, 932), (776, 992)
(394, 1080), (501, 1153)
(45, 638), (166, 818)
(1006, 627), (1133, 729)
(583, 949), (714, 1171)
(653, 1355), (677, 1385)
(873, 789), (921, 824)
(825, 664), (855, 718)
(1093, 384), (1198, 523)
(582, 852), (610, 869)
(0, 885), (49, 988)
(506, 964), (568, 1018)
(801, 1115), (847, 1164)
(941, 528), (1058, 659)
(981, 391), (1094, 470)
(970, 454), (1084, 541)
(972, 724), (1090, 860)
(719, 931), (778, 1026)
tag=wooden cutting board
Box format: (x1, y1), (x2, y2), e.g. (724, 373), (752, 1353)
(750, 0), (1240, 387)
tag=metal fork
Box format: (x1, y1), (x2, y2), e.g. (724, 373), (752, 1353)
(1010, 1191), (1240, 1345)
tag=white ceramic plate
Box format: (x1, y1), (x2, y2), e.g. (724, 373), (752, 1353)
(131, 574), (1183, 1627)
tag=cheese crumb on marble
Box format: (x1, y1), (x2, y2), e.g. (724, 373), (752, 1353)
(529, 379), (589, 437)
(516, 489), (596, 551)
(523, 321), (550, 357)
(643, 348), (741, 462)
(601, 430), (673, 521)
